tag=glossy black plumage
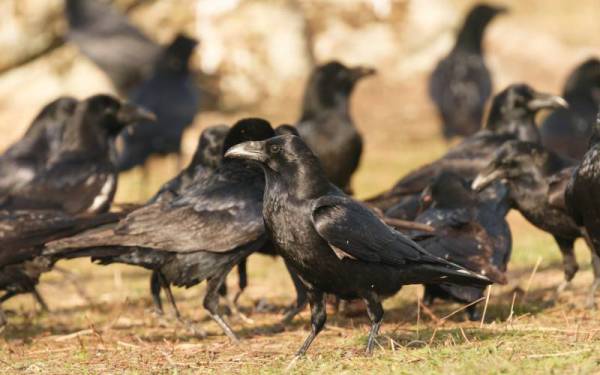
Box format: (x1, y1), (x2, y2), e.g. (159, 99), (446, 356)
(65, 0), (161, 94)
(400, 172), (511, 320)
(296, 61), (374, 192)
(565, 112), (600, 305)
(0, 95), (154, 215)
(541, 58), (600, 160)
(45, 118), (277, 340)
(117, 34), (200, 172)
(225, 135), (491, 356)
(368, 84), (568, 215)
(429, 3), (506, 138)
(473, 140), (600, 305)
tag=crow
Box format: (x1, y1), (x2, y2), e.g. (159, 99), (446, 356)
(296, 61), (375, 193)
(541, 58), (600, 160)
(367, 84), (568, 215)
(65, 0), (161, 94)
(565, 111), (600, 306)
(225, 134), (491, 356)
(472, 140), (600, 305)
(429, 3), (507, 139)
(117, 34), (200, 172)
(0, 209), (124, 327)
(0, 95), (155, 214)
(402, 172), (511, 320)
(45, 118), (279, 341)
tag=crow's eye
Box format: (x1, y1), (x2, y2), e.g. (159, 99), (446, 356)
(270, 145), (281, 154)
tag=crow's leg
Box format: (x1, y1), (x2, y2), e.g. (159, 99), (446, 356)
(466, 303), (481, 321)
(233, 258), (248, 306)
(150, 271), (164, 315)
(31, 288), (49, 312)
(363, 292), (384, 355)
(294, 290), (326, 357)
(582, 231), (600, 308)
(157, 272), (181, 319)
(204, 270), (239, 342)
(422, 287), (435, 306)
(282, 261), (308, 324)
(554, 236), (578, 295)
(0, 307), (6, 328)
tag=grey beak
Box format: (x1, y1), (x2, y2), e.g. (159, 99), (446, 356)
(224, 141), (267, 162)
(527, 93), (569, 112)
(117, 103), (157, 124)
(350, 66), (377, 80)
(471, 169), (505, 191)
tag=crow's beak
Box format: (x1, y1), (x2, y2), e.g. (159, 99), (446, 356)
(117, 103), (157, 124)
(225, 141), (267, 162)
(471, 169), (505, 191)
(527, 93), (568, 112)
(493, 5), (509, 15)
(350, 66), (377, 81)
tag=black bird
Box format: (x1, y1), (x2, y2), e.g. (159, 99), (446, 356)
(473, 140), (600, 305)
(65, 0), (161, 94)
(45, 119), (278, 340)
(401, 172), (511, 320)
(0, 209), (124, 327)
(541, 58), (600, 160)
(0, 95), (155, 214)
(566, 111), (600, 305)
(118, 34), (200, 172)
(225, 135), (491, 355)
(367, 84), (568, 215)
(296, 61), (375, 193)
(429, 3), (507, 139)
(0, 97), (78, 200)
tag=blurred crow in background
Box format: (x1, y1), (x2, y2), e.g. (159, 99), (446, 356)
(565, 111), (600, 306)
(118, 34), (200, 172)
(473, 140), (600, 305)
(399, 172), (511, 320)
(541, 58), (600, 160)
(0, 95), (155, 214)
(225, 134), (491, 356)
(296, 61), (375, 194)
(46, 119), (279, 341)
(367, 84), (567, 216)
(429, 3), (507, 139)
(65, 0), (161, 94)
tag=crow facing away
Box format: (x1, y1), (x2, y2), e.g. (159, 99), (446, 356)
(65, 0), (161, 94)
(566, 111), (600, 306)
(367, 84), (568, 215)
(296, 61), (375, 193)
(118, 34), (200, 172)
(45, 118), (279, 341)
(541, 58), (600, 160)
(225, 134), (491, 356)
(429, 3), (507, 139)
(473, 140), (600, 306)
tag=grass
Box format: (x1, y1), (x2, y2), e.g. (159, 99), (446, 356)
(3, 70), (600, 374)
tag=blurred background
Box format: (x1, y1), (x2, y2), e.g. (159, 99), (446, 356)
(1, 0), (598, 203)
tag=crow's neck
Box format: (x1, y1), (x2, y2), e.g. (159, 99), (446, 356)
(300, 90), (350, 122)
(454, 18), (491, 54)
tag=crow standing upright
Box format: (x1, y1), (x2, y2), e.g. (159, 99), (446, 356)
(296, 61), (375, 193)
(368, 84), (567, 215)
(64, 0), (161, 94)
(226, 135), (491, 356)
(566, 111), (600, 305)
(541, 58), (600, 160)
(118, 35), (200, 172)
(429, 3), (506, 139)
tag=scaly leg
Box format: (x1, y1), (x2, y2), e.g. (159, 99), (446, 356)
(554, 236), (578, 296)
(204, 270), (239, 342)
(294, 290), (326, 357)
(363, 292), (384, 355)
(31, 288), (49, 312)
(282, 261), (308, 324)
(150, 271), (164, 315)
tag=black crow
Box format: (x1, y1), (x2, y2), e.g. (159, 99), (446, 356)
(45, 119), (278, 341)
(0, 209), (124, 327)
(565, 111), (600, 305)
(473, 140), (600, 305)
(429, 3), (507, 139)
(541, 58), (600, 160)
(0, 95), (155, 214)
(65, 0), (161, 94)
(117, 34), (200, 172)
(367, 84), (568, 215)
(296, 61), (375, 193)
(225, 135), (491, 355)
(403, 172), (511, 320)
